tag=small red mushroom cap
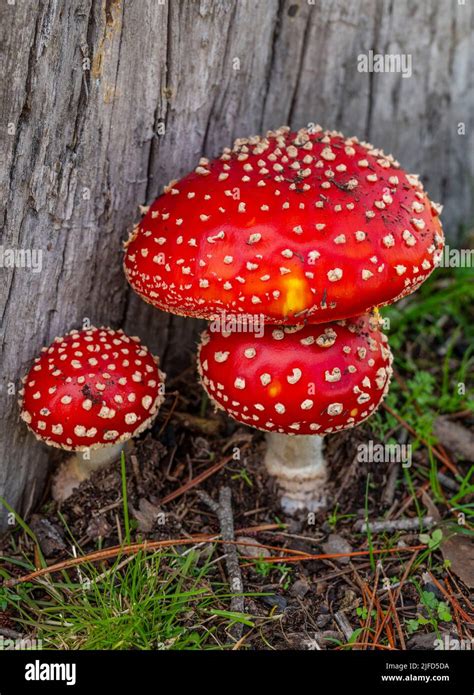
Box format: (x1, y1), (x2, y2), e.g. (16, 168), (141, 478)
(124, 124), (444, 324)
(19, 327), (165, 451)
(197, 313), (392, 435)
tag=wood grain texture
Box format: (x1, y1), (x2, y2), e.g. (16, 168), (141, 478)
(0, 0), (472, 529)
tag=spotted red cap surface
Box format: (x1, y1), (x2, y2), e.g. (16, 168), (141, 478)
(197, 313), (392, 435)
(19, 327), (165, 451)
(124, 125), (444, 324)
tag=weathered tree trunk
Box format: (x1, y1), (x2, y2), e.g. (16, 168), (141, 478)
(1, 0), (472, 530)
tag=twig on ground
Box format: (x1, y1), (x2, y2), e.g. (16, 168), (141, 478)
(437, 472), (460, 493)
(429, 572), (473, 624)
(336, 642), (395, 650)
(316, 562), (372, 583)
(156, 391), (180, 437)
(240, 544), (427, 566)
(0, 627), (23, 640)
(382, 403), (459, 476)
(334, 611), (354, 642)
(158, 446), (249, 505)
(379, 563), (406, 649)
(197, 487), (245, 641)
(364, 561), (381, 647)
(373, 550), (420, 646)
(2, 527), (271, 587)
(447, 570), (474, 613)
(4, 537), (428, 588)
(382, 462), (399, 507)
(354, 517), (435, 534)
(171, 411), (221, 436)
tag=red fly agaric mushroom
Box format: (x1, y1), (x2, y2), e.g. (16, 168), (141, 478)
(124, 125), (444, 325)
(19, 326), (165, 499)
(197, 313), (392, 512)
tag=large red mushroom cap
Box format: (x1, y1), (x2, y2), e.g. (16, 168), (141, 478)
(197, 313), (392, 435)
(124, 125), (444, 324)
(19, 327), (165, 451)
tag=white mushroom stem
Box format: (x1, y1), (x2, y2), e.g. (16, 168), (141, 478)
(72, 443), (126, 474)
(264, 433), (328, 514)
(52, 443), (126, 502)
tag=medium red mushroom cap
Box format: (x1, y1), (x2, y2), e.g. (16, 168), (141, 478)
(197, 313), (392, 435)
(124, 125), (444, 325)
(19, 326), (165, 451)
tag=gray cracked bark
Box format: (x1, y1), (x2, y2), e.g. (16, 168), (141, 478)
(0, 0), (473, 530)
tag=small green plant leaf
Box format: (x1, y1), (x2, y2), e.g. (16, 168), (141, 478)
(421, 590), (438, 609)
(348, 627), (364, 644)
(406, 619), (419, 634)
(437, 602), (452, 622)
